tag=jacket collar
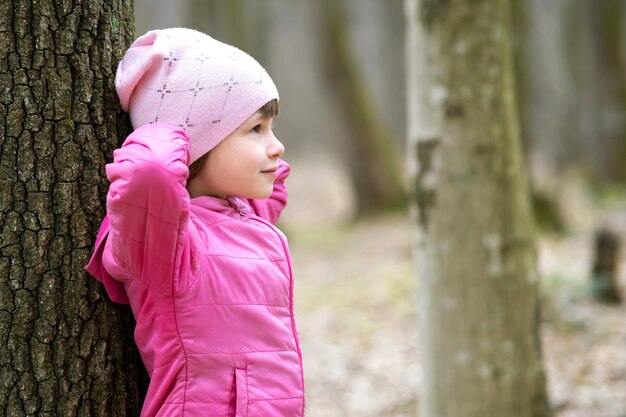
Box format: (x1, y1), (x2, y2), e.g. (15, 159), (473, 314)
(191, 195), (252, 219)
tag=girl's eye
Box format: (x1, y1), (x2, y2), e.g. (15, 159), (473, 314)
(252, 125), (262, 134)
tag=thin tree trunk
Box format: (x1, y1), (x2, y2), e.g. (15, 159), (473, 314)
(405, 0), (550, 416)
(0, 1), (146, 416)
(321, 0), (406, 216)
(591, 228), (622, 303)
(573, 0), (626, 183)
(520, 0), (626, 186)
(187, 0), (272, 64)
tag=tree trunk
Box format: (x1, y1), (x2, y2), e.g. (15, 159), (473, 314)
(519, 0), (626, 186)
(187, 0), (273, 65)
(590, 228), (622, 304)
(405, 0), (550, 416)
(320, 0), (406, 216)
(572, 0), (626, 183)
(0, 1), (147, 416)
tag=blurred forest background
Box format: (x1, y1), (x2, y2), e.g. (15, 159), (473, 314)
(135, 1), (626, 416)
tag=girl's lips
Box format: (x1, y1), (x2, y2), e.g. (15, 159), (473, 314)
(261, 169), (278, 179)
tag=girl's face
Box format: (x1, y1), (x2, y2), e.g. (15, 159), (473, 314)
(187, 110), (284, 199)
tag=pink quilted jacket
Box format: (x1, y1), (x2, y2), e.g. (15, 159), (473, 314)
(86, 123), (305, 417)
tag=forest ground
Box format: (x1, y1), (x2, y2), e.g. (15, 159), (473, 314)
(283, 164), (626, 417)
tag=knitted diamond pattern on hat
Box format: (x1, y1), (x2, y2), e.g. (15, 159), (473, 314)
(116, 28), (279, 163)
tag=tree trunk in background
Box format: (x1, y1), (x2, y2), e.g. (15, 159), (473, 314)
(520, 0), (626, 185)
(0, 1), (147, 416)
(344, 0), (406, 147)
(572, 0), (626, 183)
(405, 0), (550, 416)
(590, 228), (623, 303)
(519, 0), (578, 179)
(320, 0), (406, 215)
(187, 0), (273, 66)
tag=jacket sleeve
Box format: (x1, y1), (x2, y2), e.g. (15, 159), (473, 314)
(103, 123), (194, 297)
(246, 159), (290, 225)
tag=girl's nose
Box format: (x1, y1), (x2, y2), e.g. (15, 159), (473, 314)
(269, 135), (285, 159)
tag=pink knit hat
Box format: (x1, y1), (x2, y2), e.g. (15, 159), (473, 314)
(115, 28), (279, 163)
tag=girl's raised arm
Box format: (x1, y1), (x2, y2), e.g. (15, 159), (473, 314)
(99, 123), (194, 297)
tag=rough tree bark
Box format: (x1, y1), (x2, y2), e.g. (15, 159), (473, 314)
(0, 1), (146, 416)
(405, 0), (551, 416)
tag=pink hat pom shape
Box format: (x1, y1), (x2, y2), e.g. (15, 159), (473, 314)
(115, 27), (279, 164)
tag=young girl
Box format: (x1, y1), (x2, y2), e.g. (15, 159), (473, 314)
(86, 28), (305, 417)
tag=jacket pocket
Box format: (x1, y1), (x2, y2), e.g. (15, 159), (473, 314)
(235, 368), (249, 417)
